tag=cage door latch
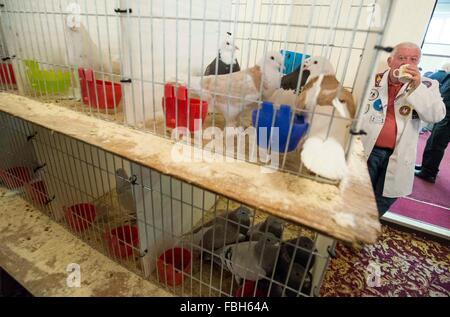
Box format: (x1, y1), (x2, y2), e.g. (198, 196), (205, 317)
(1, 55), (15, 61)
(34, 163), (47, 173)
(44, 195), (56, 206)
(327, 246), (337, 259)
(27, 131), (38, 141)
(374, 45), (393, 53)
(350, 129), (367, 136)
(129, 175), (137, 185)
(114, 8), (132, 14)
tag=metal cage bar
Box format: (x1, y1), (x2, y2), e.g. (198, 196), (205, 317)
(0, 0), (394, 297)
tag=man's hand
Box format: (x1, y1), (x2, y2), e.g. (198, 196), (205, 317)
(405, 65), (422, 89)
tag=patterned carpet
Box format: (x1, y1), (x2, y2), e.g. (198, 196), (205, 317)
(321, 225), (450, 297)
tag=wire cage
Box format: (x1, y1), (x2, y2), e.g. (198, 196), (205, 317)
(0, 0), (393, 184)
(0, 0), (392, 297)
(0, 110), (336, 297)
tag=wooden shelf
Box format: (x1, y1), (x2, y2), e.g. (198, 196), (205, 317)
(0, 92), (381, 245)
(0, 187), (172, 297)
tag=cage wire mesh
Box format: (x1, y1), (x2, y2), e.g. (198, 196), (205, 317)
(0, 0), (392, 297)
(0, 110), (335, 297)
(0, 0), (392, 184)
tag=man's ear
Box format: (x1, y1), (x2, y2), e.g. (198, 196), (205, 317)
(387, 57), (392, 67)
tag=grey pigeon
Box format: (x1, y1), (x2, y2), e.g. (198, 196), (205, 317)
(211, 232), (280, 284)
(276, 262), (313, 297)
(270, 236), (316, 296)
(191, 206), (251, 252)
(247, 215), (285, 241)
(282, 237), (317, 270)
(237, 237), (315, 297)
(115, 168), (136, 214)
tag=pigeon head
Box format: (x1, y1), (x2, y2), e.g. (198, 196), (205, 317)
(229, 206), (252, 233)
(220, 39), (239, 54)
(259, 216), (284, 239)
(258, 51), (285, 73)
(254, 232), (280, 274)
(65, 3), (82, 31)
(256, 231), (279, 245)
(302, 56), (335, 82)
(254, 232), (280, 258)
(266, 215), (285, 227)
(283, 237), (316, 270)
(217, 32), (239, 65)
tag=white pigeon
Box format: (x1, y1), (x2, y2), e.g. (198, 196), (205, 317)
(268, 56), (335, 107)
(64, 3), (120, 76)
(210, 232), (280, 284)
(297, 57), (356, 181)
(177, 51), (284, 126)
(302, 56), (336, 83)
(204, 32), (241, 76)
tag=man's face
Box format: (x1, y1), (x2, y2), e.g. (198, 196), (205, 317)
(387, 47), (421, 70)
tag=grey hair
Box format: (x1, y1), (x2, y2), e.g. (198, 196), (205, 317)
(442, 63), (450, 72)
(390, 42), (422, 59)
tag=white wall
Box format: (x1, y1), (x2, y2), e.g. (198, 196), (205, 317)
(119, 0), (234, 125)
(117, 0), (394, 125)
(375, 0), (437, 72)
(2, 0), (437, 120)
(234, 0), (380, 89)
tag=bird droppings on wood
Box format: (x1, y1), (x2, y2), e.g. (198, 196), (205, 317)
(0, 186), (172, 297)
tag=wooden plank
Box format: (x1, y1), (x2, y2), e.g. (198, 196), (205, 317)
(0, 92), (381, 245)
(0, 188), (172, 297)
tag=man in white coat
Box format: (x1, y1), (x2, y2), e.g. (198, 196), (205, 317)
(361, 42), (446, 217)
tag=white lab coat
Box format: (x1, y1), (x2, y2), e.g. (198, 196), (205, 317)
(361, 70), (446, 198)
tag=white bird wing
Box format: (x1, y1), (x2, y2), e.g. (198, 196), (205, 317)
(65, 24), (99, 68)
(268, 89), (298, 108)
(201, 67), (260, 105)
(306, 106), (350, 146)
(332, 97), (351, 119)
